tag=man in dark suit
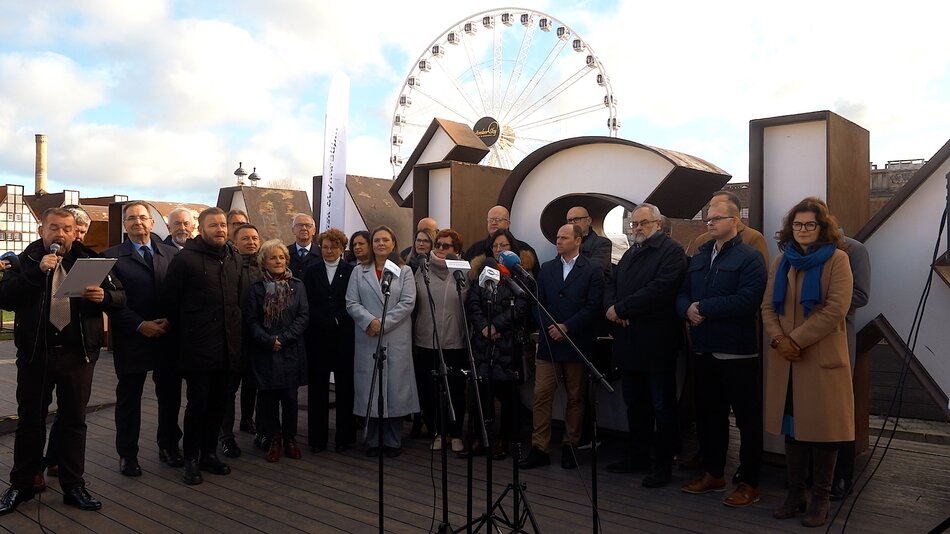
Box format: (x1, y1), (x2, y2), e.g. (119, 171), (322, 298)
(520, 223), (604, 470)
(0, 207), (125, 514)
(162, 207), (242, 485)
(288, 213), (320, 275)
(463, 205), (540, 276)
(164, 207), (196, 251)
(302, 227), (357, 453)
(103, 201), (183, 476)
(605, 203), (687, 488)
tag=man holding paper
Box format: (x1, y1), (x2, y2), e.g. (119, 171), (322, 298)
(0, 207), (125, 515)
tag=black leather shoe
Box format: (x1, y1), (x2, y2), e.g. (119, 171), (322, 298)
(239, 418), (256, 434)
(310, 444), (326, 454)
(518, 446), (550, 469)
(182, 459), (202, 485)
(384, 447), (402, 458)
(561, 444), (577, 469)
(198, 454), (231, 475)
(642, 468), (672, 488)
(63, 485), (102, 511)
(606, 457), (651, 474)
(159, 447), (185, 468)
(120, 457), (142, 477)
(221, 438), (242, 458)
(253, 433), (270, 451)
(0, 487), (34, 516)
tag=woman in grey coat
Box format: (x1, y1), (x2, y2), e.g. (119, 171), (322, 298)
(345, 225), (418, 457)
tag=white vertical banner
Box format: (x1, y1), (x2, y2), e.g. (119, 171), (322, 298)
(320, 72), (349, 232)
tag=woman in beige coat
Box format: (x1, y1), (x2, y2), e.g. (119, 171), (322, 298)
(761, 197), (854, 528)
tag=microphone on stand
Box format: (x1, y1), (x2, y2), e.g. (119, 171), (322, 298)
(498, 250), (534, 282)
(477, 261), (500, 294)
(445, 253), (471, 289)
(380, 258), (400, 295)
(495, 262), (526, 297)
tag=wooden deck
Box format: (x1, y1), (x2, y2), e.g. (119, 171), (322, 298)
(0, 341), (947, 533)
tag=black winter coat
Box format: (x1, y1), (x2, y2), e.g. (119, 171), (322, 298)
(302, 260), (355, 369)
(605, 232), (687, 372)
(0, 239), (125, 363)
(466, 278), (529, 381)
(103, 235), (179, 374)
(245, 277), (309, 390)
(161, 236), (242, 371)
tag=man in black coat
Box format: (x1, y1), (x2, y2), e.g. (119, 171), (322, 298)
(567, 205), (613, 278)
(604, 203), (687, 488)
(161, 207), (242, 485)
(463, 205), (540, 276)
(0, 207), (125, 515)
(520, 224), (604, 470)
(302, 228), (356, 453)
(104, 201), (183, 477)
(287, 213), (321, 275)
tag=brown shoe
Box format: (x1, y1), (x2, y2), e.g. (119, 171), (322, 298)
(284, 438), (302, 460)
(724, 483), (760, 507)
(46, 464), (59, 477)
(266, 435), (283, 463)
(681, 473), (726, 494)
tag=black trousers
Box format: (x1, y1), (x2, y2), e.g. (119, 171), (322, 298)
(115, 367), (183, 457)
(11, 348), (94, 491)
(183, 369), (229, 461)
(416, 347), (467, 438)
(260, 388), (299, 440)
(220, 369), (256, 442)
(308, 351), (356, 449)
(476, 380), (515, 440)
(621, 365), (678, 471)
(695, 353), (762, 485)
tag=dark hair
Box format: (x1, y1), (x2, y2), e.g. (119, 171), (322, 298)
(489, 229), (520, 255)
(345, 230), (372, 264)
(41, 207), (75, 225)
(198, 207), (226, 225)
(567, 224), (583, 239)
(370, 225), (403, 266)
(233, 223), (258, 237)
(435, 228), (463, 253)
(712, 190), (742, 211)
(776, 197), (845, 252)
(227, 209), (248, 223)
(122, 201), (151, 219)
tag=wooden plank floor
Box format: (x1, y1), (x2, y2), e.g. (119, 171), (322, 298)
(0, 343), (947, 533)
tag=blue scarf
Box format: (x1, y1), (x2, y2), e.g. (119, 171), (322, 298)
(772, 242), (835, 317)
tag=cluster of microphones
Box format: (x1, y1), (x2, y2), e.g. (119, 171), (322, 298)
(414, 250), (531, 295)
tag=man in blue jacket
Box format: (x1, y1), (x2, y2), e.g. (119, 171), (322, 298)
(675, 201), (766, 507)
(520, 224), (604, 470)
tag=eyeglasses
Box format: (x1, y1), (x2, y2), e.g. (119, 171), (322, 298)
(792, 221), (819, 231)
(293, 223), (314, 229)
(629, 219), (657, 229)
(434, 242), (455, 250)
(703, 216), (735, 225)
(125, 215), (151, 222)
(486, 217), (509, 224)
(491, 242), (512, 250)
(566, 216), (590, 224)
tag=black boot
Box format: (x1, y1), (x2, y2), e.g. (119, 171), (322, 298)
(182, 459), (203, 485)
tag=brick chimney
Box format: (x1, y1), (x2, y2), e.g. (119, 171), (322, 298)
(35, 134), (48, 194)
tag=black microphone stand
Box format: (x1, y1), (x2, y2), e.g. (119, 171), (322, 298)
(420, 259), (457, 534)
(449, 273), (491, 534)
(511, 273), (614, 533)
(362, 271), (393, 534)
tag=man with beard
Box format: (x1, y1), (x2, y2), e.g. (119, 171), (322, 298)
(162, 207), (242, 485)
(103, 201), (183, 476)
(605, 203), (687, 488)
(0, 208), (125, 514)
(164, 208), (196, 251)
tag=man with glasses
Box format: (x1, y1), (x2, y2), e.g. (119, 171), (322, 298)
(226, 209), (249, 249)
(686, 191), (768, 264)
(463, 205), (539, 276)
(604, 203), (687, 488)
(103, 201), (183, 477)
(288, 213), (319, 276)
(567, 206), (612, 278)
(676, 201), (767, 507)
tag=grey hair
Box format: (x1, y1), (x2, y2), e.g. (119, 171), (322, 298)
(62, 204), (91, 227)
(167, 207), (196, 222)
(634, 203), (661, 220)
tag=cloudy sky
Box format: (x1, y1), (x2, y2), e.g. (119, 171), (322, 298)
(1, 0), (947, 207)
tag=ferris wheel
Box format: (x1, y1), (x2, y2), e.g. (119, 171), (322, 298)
(390, 8), (619, 176)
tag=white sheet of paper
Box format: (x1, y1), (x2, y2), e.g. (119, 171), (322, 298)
(52, 258), (117, 298)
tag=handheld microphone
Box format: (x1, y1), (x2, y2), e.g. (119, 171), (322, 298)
(478, 263), (500, 293)
(495, 262), (526, 297)
(49, 243), (61, 255)
(445, 253), (470, 289)
(380, 269), (394, 295)
(498, 250), (534, 281)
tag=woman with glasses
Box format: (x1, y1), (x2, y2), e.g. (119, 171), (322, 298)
(346, 225), (418, 457)
(412, 229), (468, 453)
(466, 229), (530, 459)
(407, 228), (435, 273)
(762, 197), (853, 528)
